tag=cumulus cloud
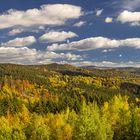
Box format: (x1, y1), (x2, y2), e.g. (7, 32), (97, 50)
(73, 21), (86, 27)
(38, 51), (82, 60)
(0, 4), (83, 29)
(0, 46), (82, 64)
(8, 28), (25, 36)
(8, 26), (46, 36)
(105, 17), (113, 23)
(0, 45), (139, 67)
(0, 47), (37, 64)
(117, 10), (140, 26)
(39, 31), (78, 43)
(2, 36), (36, 47)
(47, 36), (140, 51)
(96, 9), (103, 16)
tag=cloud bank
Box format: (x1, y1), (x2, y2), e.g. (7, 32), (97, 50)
(47, 37), (140, 51)
(0, 4), (83, 29)
(0, 46), (82, 64)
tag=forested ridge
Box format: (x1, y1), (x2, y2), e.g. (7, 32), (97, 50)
(0, 63), (140, 140)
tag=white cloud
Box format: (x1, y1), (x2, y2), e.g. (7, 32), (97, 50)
(111, 0), (140, 11)
(47, 36), (140, 51)
(63, 53), (82, 61)
(123, 0), (140, 10)
(102, 49), (114, 53)
(0, 4), (83, 29)
(39, 31), (78, 43)
(37, 51), (82, 62)
(38, 26), (45, 30)
(0, 46), (82, 64)
(130, 22), (140, 26)
(69, 61), (140, 67)
(0, 45), (139, 67)
(8, 28), (25, 36)
(96, 9), (103, 16)
(117, 10), (140, 26)
(73, 21), (86, 27)
(121, 38), (140, 47)
(0, 47), (38, 64)
(120, 0), (140, 11)
(105, 17), (113, 23)
(8, 26), (46, 36)
(2, 36), (36, 47)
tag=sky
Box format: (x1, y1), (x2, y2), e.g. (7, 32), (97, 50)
(0, 0), (140, 67)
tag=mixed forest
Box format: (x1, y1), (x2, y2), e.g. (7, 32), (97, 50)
(0, 63), (140, 140)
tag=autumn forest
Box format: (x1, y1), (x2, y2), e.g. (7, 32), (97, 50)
(0, 63), (140, 140)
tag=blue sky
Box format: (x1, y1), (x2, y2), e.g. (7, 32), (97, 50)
(0, 0), (140, 67)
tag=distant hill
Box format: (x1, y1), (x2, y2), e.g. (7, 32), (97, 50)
(0, 63), (139, 84)
(0, 63), (139, 103)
